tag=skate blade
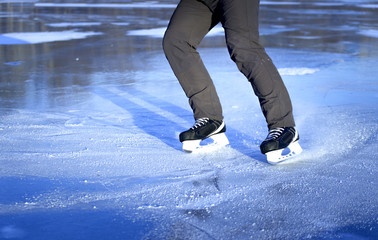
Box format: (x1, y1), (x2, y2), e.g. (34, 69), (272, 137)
(266, 141), (303, 165)
(182, 133), (229, 153)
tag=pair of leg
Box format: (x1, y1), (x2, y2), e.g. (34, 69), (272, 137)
(163, 0), (295, 130)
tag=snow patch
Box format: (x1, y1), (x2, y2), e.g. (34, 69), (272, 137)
(46, 22), (101, 27)
(0, 0), (36, 2)
(0, 30), (103, 45)
(359, 4), (378, 9)
(35, 2), (177, 9)
(206, 26), (224, 36)
(312, 3), (344, 7)
(278, 67), (319, 76)
(359, 29), (378, 38)
(261, 1), (300, 5)
(127, 26), (224, 38)
(111, 22), (130, 26)
(127, 27), (167, 38)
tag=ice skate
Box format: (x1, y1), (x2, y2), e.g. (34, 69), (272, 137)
(260, 127), (302, 164)
(180, 118), (229, 152)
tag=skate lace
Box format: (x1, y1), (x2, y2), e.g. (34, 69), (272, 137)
(191, 118), (210, 130)
(265, 127), (285, 141)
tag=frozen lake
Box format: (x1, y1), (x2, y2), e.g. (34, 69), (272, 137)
(0, 0), (377, 239)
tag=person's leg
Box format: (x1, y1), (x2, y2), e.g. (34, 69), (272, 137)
(163, 0), (223, 121)
(220, 0), (295, 129)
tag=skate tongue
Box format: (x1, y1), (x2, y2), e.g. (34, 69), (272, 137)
(266, 128), (285, 141)
(191, 118), (209, 130)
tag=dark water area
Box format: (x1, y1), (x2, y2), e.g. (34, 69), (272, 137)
(0, 0), (377, 111)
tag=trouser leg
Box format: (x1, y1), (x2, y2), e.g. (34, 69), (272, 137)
(220, 0), (295, 129)
(163, 0), (223, 121)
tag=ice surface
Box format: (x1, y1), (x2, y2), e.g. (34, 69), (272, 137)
(0, 1), (377, 240)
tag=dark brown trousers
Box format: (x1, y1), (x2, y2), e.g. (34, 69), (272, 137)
(163, 0), (295, 129)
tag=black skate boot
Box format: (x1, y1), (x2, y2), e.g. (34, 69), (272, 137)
(179, 118), (229, 152)
(260, 127), (302, 164)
